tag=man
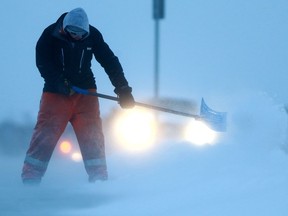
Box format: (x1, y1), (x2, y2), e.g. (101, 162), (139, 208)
(21, 7), (135, 184)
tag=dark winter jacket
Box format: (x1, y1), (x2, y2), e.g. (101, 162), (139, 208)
(36, 13), (129, 93)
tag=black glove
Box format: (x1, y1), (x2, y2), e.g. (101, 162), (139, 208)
(56, 77), (74, 96)
(114, 86), (135, 109)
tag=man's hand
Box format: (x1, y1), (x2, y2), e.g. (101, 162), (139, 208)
(114, 86), (135, 109)
(56, 77), (74, 96)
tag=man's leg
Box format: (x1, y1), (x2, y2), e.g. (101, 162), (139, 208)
(70, 93), (107, 182)
(21, 93), (71, 184)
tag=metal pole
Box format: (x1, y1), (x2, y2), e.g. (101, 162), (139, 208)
(153, 0), (164, 99)
(154, 19), (160, 98)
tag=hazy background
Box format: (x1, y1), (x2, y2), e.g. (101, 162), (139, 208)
(0, 0), (287, 123)
(1, 1), (288, 215)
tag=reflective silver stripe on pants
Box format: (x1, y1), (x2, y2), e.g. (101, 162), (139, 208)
(24, 156), (49, 169)
(84, 158), (106, 167)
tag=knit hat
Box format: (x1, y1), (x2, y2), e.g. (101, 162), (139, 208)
(63, 8), (89, 34)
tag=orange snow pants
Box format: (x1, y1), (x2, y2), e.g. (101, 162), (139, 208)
(21, 91), (107, 181)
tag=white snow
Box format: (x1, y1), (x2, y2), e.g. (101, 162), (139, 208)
(1, 91), (288, 216)
(1, 1), (288, 215)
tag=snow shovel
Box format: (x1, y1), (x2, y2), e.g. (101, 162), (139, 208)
(71, 86), (227, 132)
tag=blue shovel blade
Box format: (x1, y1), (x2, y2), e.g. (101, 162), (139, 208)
(200, 98), (227, 132)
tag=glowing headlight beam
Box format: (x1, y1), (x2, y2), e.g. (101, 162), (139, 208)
(183, 119), (218, 146)
(113, 109), (157, 153)
(71, 152), (82, 162)
(59, 140), (72, 154)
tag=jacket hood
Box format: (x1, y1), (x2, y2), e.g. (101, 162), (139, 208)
(63, 8), (89, 34)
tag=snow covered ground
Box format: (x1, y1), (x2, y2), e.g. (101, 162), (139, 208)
(1, 91), (288, 216)
(0, 0), (287, 215)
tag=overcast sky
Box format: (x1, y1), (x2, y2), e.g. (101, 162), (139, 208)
(0, 0), (287, 123)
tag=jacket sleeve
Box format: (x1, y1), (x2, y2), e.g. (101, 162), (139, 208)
(92, 30), (129, 89)
(36, 27), (63, 84)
